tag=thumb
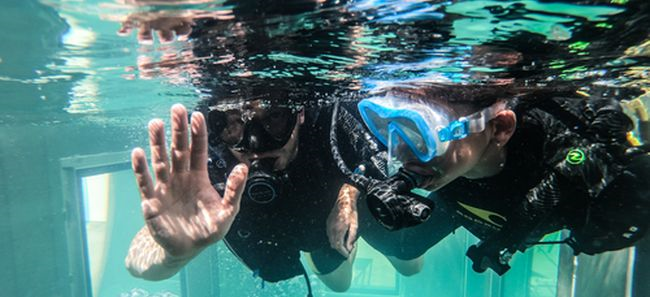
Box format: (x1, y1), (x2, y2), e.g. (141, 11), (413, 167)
(222, 163), (249, 211)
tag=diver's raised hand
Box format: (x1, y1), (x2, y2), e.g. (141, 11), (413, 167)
(118, 11), (194, 44)
(327, 183), (360, 258)
(131, 104), (248, 260)
(115, 9), (234, 44)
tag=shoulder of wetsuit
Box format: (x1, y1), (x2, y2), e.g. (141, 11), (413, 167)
(521, 96), (633, 162)
(487, 97), (633, 246)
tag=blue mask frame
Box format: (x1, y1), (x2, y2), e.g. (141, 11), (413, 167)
(358, 96), (504, 163)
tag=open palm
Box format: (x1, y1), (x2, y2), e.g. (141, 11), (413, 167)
(131, 104), (248, 258)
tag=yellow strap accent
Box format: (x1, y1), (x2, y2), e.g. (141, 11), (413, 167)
(457, 201), (507, 228)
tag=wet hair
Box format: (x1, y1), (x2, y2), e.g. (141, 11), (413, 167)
(373, 81), (585, 115)
(372, 82), (518, 115)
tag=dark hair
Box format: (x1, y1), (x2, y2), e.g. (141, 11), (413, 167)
(372, 82), (517, 113)
(372, 81), (588, 113)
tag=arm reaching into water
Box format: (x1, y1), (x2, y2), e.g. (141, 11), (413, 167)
(126, 104), (248, 280)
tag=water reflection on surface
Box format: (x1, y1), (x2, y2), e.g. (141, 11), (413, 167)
(30, 0), (650, 116)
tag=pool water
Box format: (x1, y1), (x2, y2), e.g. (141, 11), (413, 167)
(1, 0), (649, 296)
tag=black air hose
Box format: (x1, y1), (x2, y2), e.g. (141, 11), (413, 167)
(329, 100), (371, 189)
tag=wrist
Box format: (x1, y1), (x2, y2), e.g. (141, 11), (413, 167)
(162, 248), (201, 269)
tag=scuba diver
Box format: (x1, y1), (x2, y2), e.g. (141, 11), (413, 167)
(121, 0), (367, 293)
(329, 83), (650, 275)
(125, 95), (360, 294)
(204, 95), (360, 290)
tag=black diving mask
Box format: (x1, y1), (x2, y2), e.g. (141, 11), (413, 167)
(208, 104), (300, 152)
(208, 103), (300, 204)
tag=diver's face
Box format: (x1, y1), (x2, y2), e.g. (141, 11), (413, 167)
(219, 105), (297, 148)
(222, 105), (304, 171)
(402, 101), (494, 191)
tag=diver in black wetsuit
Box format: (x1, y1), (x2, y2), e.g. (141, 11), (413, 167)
(330, 83), (650, 275)
(121, 0), (365, 292)
(202, 96), (358, 286)
(125, 97), (359, 296)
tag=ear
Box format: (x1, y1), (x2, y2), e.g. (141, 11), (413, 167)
(491, 109), (516, 145)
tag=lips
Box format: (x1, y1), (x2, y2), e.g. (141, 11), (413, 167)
(403, 162), (439, 176)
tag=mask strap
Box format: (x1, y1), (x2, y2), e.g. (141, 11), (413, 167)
(438, 101), (506, 142)
(465, 101), (507, 133)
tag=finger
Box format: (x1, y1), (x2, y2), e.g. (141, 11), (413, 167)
(328, 223), (349, 257)
(190, 112), (208, 172)
(333, 234), (349, 258)
(137, 23), (153, 44)
(174, 23), (192, 40)
(170, 104), (190, 173)
(118, 21), (134, 36)
(222, 163), (249, 212)
(148, 119), (170, 183)
(132, 150), (163, 219)
(131, 147), (154, 199)
(345, 222), (358, 253)
(156, 29), (175, 44)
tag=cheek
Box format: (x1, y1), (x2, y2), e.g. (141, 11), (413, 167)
(448, 142), (473, 167)
(456, 144), (479, 166)
(448, 137), (485, 172)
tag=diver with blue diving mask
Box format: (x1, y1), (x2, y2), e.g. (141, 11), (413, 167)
(358, 95), (507, 231)
(332, 92), (507, 231)
(331, 85), (650, 275)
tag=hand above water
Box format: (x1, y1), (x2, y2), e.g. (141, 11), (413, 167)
(131, 104), (249, 260)
(327, 183), (361, 258)
(116, 9), (234, 44)
(118, 11), (194, 44)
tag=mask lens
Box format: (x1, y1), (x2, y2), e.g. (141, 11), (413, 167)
(259, 107), (296, 142)
(359, 97), (450, 166)
(209, 109), (245, 146)
(208, 107), (298, 152)
(391, 117), (429, 153)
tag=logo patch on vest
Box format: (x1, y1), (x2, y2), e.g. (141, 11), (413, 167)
(457, 201), (507, 229)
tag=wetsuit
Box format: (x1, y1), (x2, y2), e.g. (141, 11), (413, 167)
(207, 107), (348, 282)
(357, 95), (650, 265)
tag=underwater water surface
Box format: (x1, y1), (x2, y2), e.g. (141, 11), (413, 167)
(2, 0), (650, 296)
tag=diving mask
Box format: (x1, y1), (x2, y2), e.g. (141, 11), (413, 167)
(358, 95), (506, 174)
(208, 103), (301, 153)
